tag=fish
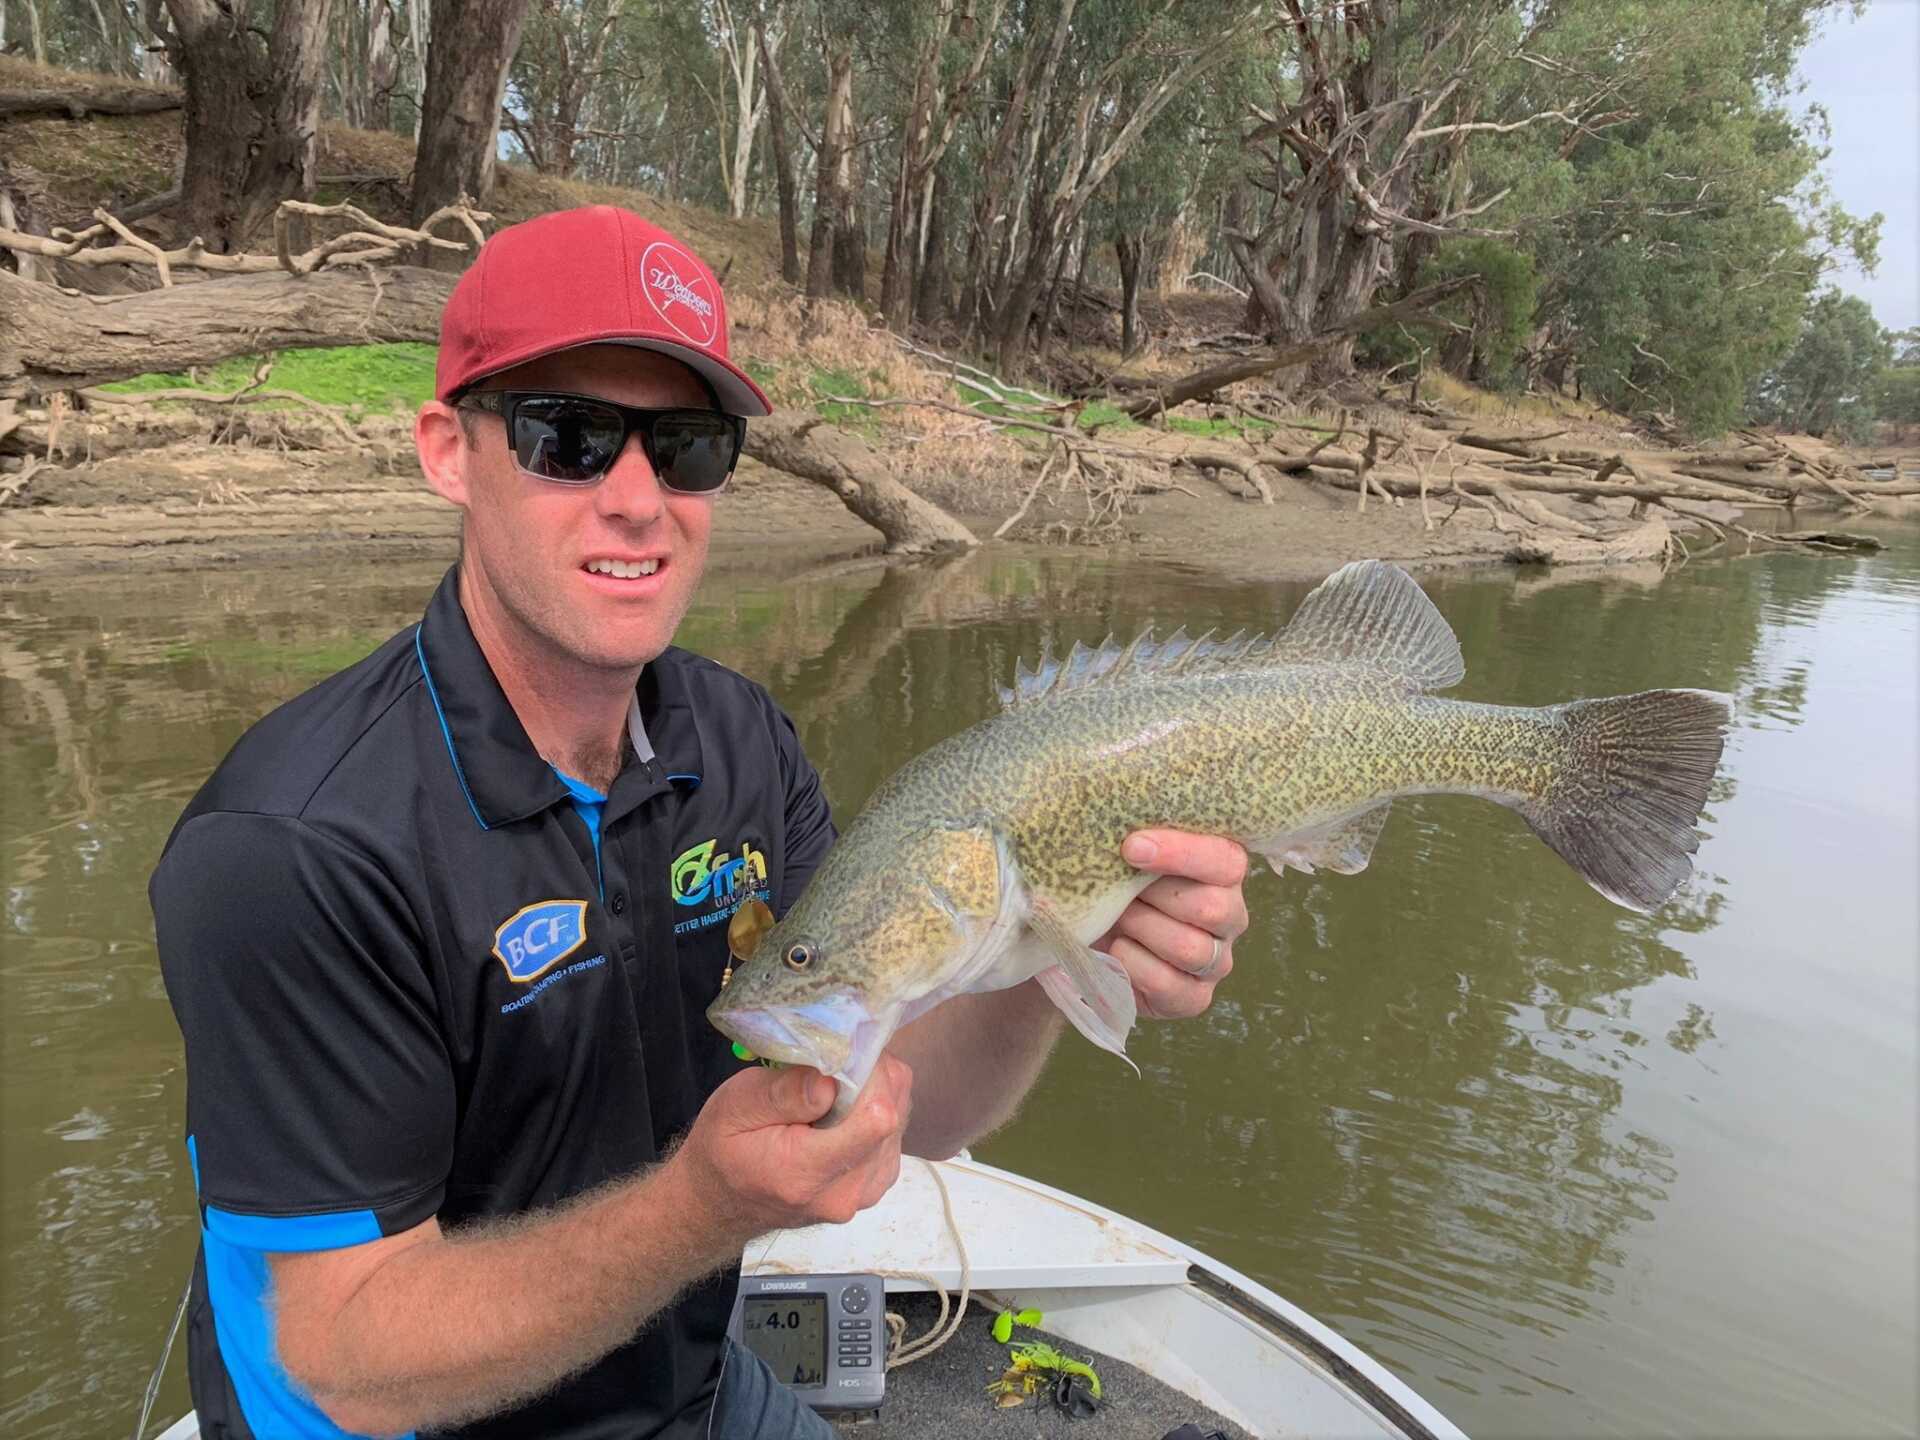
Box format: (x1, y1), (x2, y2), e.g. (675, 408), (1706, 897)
(707, 559), (1728, 1121)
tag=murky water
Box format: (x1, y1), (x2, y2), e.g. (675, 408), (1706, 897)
(4, 533), (1916, 1439)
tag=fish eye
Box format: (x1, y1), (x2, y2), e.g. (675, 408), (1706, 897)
(783, 943), (814, 972)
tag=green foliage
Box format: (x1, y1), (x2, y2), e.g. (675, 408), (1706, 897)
(1417, 0), (1881, 435)
(1749, 289), (1893, 439)
(1361, 240), (1537, 389)
(99, 345), (439, 415)
(1874, 368), (1920, 432)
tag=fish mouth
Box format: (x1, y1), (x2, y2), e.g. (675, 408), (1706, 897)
(709, 996), (903, 1121)
(709, 995), (870, 1075)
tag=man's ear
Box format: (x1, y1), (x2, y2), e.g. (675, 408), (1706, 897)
(417, 401), (472, 509)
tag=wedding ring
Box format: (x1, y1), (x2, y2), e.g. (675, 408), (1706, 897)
(1196, 935), (1226, 980)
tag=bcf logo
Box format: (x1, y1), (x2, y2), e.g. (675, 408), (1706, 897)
(492, 899), (589, 982)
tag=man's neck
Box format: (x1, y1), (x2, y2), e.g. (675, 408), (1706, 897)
(458, 569), (635, 792)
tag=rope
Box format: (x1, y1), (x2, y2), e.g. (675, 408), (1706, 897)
(132, 1264), (191, 1440)
(883, 1158), (971, 1370)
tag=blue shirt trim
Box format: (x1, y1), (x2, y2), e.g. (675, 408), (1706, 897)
(551, 766), (607, 902)
(414, 625), (489, 832)
(186, 1137), (409, 1438)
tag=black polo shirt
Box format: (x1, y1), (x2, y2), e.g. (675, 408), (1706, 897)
(152, 565), (835, 1440)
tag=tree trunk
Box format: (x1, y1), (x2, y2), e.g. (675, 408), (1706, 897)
(409, 0), (533, 224)
(805, 44), (855, 300)
(1115, 232), (1143, 357)
(0, 267), (457, 400)
(742, 415), (977, 555)
(879, 22), (942, 328)
(1033, 224), (1076, 363)
(366, 0), (398, 130)
(161, 0), (337, 253)
(724, 28), (760, 218)
(914, 169), (950, 324)
(756, 21), (800, 285)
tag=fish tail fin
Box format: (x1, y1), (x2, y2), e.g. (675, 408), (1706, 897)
(1521, 689), (1729, 913)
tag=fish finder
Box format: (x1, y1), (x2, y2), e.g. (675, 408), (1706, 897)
(727, 1273), (886, 1411)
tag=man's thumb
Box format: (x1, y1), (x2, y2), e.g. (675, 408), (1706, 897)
(749, 1064), (836, 1127)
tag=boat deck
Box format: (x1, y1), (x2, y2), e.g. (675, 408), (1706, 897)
(836, 1294), (1252, 1439)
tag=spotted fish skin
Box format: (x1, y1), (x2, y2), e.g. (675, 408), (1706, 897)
(708, 560), (1728, 1117)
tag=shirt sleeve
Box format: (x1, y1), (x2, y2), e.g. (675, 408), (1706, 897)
(153, 811), (453, 1247)
(772, 706), (836, 915)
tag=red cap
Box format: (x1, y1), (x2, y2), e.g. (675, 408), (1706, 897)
(435, 206), (771, 416)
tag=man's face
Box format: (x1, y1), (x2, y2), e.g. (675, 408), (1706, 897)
(437, 345), (721, 674)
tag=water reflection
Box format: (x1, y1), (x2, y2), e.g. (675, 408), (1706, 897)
(2, 534), (1916, 1438)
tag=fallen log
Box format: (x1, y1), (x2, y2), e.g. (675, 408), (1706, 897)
(1670, 464), (1920, 501)
(742, 414), (978, 556)
(0, 84), (182, 120)
(0, 267), (457, 399)
(1454, 430), (1569, 458)
(1771, 529), (1885, 552)
(1101, 275), (1479, 422)
(1309, 465), (1785, 508)
(1504, 519), (1673, 566)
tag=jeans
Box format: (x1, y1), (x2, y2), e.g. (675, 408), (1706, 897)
(709, 1338), (837, 1439)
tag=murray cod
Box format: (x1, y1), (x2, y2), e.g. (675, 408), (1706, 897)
(708, 560), (1728, 1121)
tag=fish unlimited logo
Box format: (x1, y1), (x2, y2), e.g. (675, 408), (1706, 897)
(493, 899), (589, 982)
(670, 838), (768, 935)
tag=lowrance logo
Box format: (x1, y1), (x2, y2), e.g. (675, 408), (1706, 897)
(757, 1280), (809, 1291)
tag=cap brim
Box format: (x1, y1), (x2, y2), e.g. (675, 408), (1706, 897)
(598, 337), (772, 418)
(456, 334), (774, 417)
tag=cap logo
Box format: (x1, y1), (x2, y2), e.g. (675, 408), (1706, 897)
(640, 241), (718, 348)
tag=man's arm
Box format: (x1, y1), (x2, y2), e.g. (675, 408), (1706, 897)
(273, 1060), (912, 1437)
(892, 830), (1249, 1159)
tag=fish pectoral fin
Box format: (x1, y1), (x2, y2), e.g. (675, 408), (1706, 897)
(1258, 802), (1393, 877)
(1026, 902), (1139, 1073)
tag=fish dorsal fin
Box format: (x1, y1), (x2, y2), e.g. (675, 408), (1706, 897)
(996, 562), (1459, 709)
(1270, 560), (1464, 691)
(997, 625), (1278, 709)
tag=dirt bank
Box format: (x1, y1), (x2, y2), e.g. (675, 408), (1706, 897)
(0, 429), (1547, 585)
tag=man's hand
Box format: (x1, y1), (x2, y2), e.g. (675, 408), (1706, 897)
(668, 1056), (913, 1248)
(1099, 830), (1250, 1020)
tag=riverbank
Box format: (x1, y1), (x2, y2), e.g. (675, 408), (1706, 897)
(4, 407), (1912, 584)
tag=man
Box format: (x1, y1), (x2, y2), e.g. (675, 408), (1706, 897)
(152, 205), (1248, 1439)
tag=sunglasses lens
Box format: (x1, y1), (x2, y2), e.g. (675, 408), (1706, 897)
(512, 397), (627, 483)
(651, 412), (740, 493)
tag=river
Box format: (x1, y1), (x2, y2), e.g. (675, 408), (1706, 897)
(3, 532), (1916, 1438)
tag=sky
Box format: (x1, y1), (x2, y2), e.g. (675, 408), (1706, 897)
(1794, 0), (1920, 331)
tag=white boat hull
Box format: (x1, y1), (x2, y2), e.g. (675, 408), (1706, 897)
(152, 1155), (1464, 1440)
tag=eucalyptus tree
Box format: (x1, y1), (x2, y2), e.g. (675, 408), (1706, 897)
(1750, 290), (1893, 441)
(874, 0), (1005, 327)
(409, 0), (535, 222)
(943, 0), (1264, 373)
(1490, 0), (1879, 431)
(152, 0), (337, 251)
(504, 0), (632, 178)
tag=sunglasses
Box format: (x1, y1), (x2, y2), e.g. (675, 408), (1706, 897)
(458, 390), (745, 493)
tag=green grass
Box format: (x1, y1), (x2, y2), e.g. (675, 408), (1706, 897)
(803, 365), (892, 432)
(1164, 413), (1276, 440)
(100, 343), (439, 416)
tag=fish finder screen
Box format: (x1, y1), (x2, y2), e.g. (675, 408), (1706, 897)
(742, 1294), (828, 1388)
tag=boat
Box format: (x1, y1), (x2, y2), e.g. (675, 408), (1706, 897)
(148, 1153), (1466, 1439)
